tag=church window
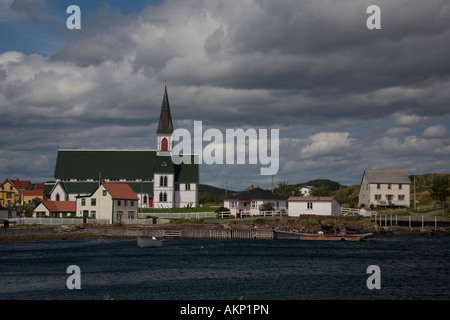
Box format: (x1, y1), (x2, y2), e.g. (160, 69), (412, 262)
(159, 192), (168, 202)
(161, 138), (168, 151)
(56, 193), (60, 201)
(144, 195), (148, 204)
(160, 176), (168, 187)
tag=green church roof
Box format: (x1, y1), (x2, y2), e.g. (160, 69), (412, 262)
(54, 150), (199, 183)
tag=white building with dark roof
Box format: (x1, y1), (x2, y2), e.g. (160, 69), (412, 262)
(224, 186), (287, 216)
(358, 169), (411, 208)
(50, 86), (199, 209)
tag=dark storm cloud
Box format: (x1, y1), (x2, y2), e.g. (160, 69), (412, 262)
(10, 0), (45, 25)
(1, 0), (449, 185)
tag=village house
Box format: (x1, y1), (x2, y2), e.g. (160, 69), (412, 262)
(22, 189), (44, 205)
(224, 186), (287, 216)
(358, 169), (411, 208)
(75, 183), (139, 224)
(0, 179), (31, 205)
(50, 86), (199, 209)
(287, 197), (341, 216)
(33, 201), (76, 217)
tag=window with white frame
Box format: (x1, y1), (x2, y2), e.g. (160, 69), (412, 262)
(307, 202), (313, 209)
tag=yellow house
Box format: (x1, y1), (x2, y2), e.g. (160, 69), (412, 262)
(0, 179), (31, 206)
(23, 189), (44, 205)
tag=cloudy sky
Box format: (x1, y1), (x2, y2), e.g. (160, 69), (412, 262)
(1, 0), (449, 191)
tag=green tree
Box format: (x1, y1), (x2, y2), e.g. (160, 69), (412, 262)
(311, 185), (332, 197)
(259, 202), (274, 212)
(430, 175), (450, 205)
(274, 182), (302, 198)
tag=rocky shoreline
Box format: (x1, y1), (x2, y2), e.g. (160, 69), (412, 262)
(1, 220), (449, 244)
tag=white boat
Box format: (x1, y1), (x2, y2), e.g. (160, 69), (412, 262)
(137, 236), (164, 248)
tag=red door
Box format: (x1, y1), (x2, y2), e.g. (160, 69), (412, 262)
(149, 197), (153, 208)
(161, 138), (168, 151)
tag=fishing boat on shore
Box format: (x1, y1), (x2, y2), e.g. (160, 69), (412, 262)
(137, 236), (164, 248)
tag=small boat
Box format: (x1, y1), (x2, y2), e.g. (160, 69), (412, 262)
(300, 232), (374, 241)
(137, 236), (164, 248)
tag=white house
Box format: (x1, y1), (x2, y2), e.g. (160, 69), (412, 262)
(299, 186), (312, 197)
(224, 186), (287, 216)
(287, 197), (341, 216)
(358, 169), (411, 208)
(33, 201), (76, 217)
(75, 183), (139, 224)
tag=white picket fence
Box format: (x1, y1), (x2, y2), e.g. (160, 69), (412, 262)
(10, 217), (84, 225)
(138, 212), (217, 219)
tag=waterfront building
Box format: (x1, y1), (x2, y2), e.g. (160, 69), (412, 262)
(223, 185), (287, 216)
(75, 183), (139, 224)
(287, 196), (341, 216)
(358, 169), (411, 208)
(51, 86), (199, 209)
(33, 201), (76, 217)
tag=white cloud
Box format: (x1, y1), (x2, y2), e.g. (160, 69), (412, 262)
(394, 113), (428, 127)
(423, 125), (447, 138)
(300, 132), (354, 159)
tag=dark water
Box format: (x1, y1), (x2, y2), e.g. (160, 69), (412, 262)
(0, 233), (449, 300)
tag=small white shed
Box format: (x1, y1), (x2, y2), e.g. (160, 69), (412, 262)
(287, 197), (341, 216)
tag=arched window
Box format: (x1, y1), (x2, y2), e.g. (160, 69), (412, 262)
(161, 138), (168, 151)
(159, 192), (163, 202)
(159, 192), (168, 202)
(163, 192), (167, 202)
(55, 193), (60, 201)
(160, 176), (168, 187)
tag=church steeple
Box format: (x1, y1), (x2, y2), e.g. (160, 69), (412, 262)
(157, 85), (174, 135)
(156, 85), (174, 155)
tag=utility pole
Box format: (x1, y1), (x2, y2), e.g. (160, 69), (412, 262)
(414, 176), (416, 210)
(225, 180), (228, 198)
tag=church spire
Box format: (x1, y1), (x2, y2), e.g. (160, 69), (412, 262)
(157, 85), (174, 135)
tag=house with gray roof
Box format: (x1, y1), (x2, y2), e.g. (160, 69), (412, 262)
(51, 86), (199, 209)
(224, 185), (287, 216)
(358, 169), (411, 208)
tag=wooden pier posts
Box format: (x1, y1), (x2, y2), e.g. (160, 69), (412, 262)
(142, 227), (276, 240)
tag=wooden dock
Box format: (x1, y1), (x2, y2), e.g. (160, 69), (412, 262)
(86, 226), (276, 240)
(142, 227), (277, 240)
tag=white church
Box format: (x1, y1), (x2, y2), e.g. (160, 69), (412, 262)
(45, 86), (199, 209)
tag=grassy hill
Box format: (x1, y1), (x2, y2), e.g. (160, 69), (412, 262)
(410, 173), (450, 205)
(294, 179), (343, 191)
